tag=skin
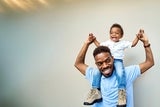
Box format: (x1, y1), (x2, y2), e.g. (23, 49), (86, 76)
(137, 29), (154, 73)
(110, 27), (122, 42)
(74, 29), (154, 77)
(94, 52), (114, 77)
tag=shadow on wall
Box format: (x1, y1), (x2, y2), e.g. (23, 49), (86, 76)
(0, 67), (20, 107)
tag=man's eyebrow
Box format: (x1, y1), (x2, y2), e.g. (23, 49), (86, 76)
(96, 57), (110, 63)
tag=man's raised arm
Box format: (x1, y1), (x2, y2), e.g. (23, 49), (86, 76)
(137, 30), (154, 74)
(74, 34), (96, 75)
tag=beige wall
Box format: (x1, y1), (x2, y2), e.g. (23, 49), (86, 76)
(0, 0), (159, 107)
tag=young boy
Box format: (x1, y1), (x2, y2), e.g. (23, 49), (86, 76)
(84, 23), (139, 107)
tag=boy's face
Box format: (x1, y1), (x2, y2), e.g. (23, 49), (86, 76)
(110, 27), (122, 42)
(94, 52), (114, 77)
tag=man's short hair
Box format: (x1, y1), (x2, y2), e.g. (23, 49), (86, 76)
(93, 46), (112, 57)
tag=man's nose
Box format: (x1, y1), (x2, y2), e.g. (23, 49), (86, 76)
(102, 62), (108, 68)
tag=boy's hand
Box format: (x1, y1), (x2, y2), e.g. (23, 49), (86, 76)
(85, 33), (96, 44)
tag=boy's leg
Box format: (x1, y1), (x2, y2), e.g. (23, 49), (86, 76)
(114, 59), (126, 107)
(84, 70), (102, 105)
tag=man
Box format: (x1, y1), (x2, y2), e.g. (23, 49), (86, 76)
(74, 30), (154, 107)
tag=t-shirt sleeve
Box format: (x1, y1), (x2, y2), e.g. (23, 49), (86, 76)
(125, 65), (141, 85)
(123, 41), (132, 49)
(85, 66), (99, 83)
(85, 67), (93, 79)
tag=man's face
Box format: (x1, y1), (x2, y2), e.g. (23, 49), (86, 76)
(94, 52), (114, 77)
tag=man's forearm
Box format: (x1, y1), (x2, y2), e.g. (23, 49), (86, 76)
(140, 41), (154, 73)
(144, 41), (154, 67)
(76, 43), (89, 65)
(74, 42), (90, 75)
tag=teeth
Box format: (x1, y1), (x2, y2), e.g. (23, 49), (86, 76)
(103, 68), (110, 74)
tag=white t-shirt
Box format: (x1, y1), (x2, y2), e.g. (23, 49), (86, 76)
(100, 40), (132, 59)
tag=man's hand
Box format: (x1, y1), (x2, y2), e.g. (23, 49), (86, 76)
(137, 29), (149, 45)
(85, 33), (96, 45)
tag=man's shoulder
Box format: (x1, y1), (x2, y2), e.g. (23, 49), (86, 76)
(125, 65), (140, 71)
(85, 66), (99, 78)
(125, 65), (141, 81)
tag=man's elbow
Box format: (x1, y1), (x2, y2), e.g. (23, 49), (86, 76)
(74, 63), (86, 75)
(74, 61), (82, 70)
(150, 60), (155, 67)
(148, 60), (155, 69)
(74, 62), (79, 69)
(150, 57), (155, 67)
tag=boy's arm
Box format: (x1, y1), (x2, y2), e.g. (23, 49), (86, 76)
(94, 39), (100, 47)
(131, 35), (139, 47)
(89, 33), (100, 47)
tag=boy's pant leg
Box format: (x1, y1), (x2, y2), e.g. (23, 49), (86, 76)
(84, 69), (102, 105)
(114, 59), (126, 89)
(114, 59), (126, 107)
